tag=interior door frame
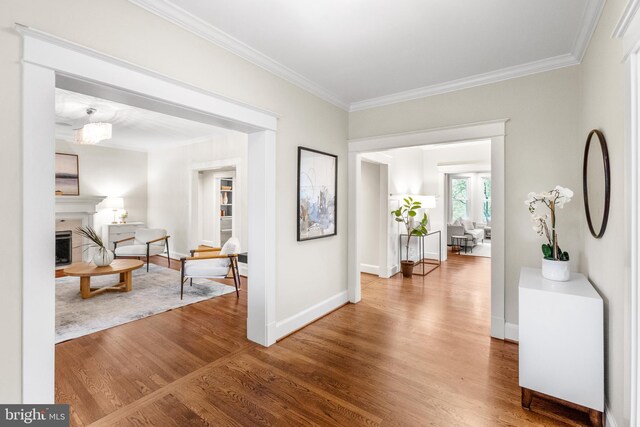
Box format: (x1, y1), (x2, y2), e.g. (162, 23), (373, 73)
(613, 3), (640, 424)
(347, 120), (508, 339)
(19, 25), (278, 403)
(189, 159), (242, 251)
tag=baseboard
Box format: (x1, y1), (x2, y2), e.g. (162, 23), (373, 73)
(505, 322), (519, 342)
(360, 263), (380, 276)
(386, 264), (399, 277)
(491, 316), (505, 339)
(605, 402), (618, 427)
(238, 262), (248, 277)
(423, 251), (439, 260)
(161, 250), (188, 260)
(275, 290), (349, 340)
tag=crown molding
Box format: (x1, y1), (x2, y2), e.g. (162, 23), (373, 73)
(128, 0), (350, 111)
(129, 0), (604, 113)
(348, 54), (579, 112)
(573, 0), (606, 61)
(613, 0), (640, 38)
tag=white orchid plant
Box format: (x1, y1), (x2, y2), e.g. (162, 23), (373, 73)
(525, 186), (574, 261)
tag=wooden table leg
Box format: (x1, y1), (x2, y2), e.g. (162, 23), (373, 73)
(521, 387), (533, 410)
(124, 271), (132, 292)
(80, 276), (91, 299)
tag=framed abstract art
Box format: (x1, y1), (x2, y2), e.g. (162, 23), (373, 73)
(297, 147), (337, 241)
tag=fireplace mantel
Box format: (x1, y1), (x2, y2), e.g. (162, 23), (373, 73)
(55, 196), (106, 214)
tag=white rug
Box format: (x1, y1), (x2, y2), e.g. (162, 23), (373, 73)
(55, 263), (236, 343)
(461, 241), (492, 258)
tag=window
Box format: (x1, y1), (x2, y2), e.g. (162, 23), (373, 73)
(482, 177), (491, 223)
(450, 177), (469, 220)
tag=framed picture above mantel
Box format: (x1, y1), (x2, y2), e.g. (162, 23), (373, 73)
(297, 147), (337, 241)
(55, 153), (79, 196)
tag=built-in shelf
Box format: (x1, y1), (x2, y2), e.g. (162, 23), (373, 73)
(218, 177), (233, 245)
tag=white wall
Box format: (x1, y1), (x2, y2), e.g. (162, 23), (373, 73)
(360, 161), (381, 272)
(1, 0), (348, 402)
(55, 140), (148, 238)
(350, 65), (582, 334)
(578, 0), (628, 423)
(147, 133), (248, 257)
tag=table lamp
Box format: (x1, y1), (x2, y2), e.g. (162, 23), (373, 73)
(104, 197), (124, 224)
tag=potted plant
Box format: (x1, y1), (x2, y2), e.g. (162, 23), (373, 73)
(524, 186), (573, 281)
(392, 197), (429, 278)
(74, 225), (115, 267)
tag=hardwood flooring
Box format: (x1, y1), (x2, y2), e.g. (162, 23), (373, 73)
(56, 254), (591, 426)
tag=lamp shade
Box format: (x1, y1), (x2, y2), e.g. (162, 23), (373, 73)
(391, 194), (437, 208)
(103, 197), (124, 210)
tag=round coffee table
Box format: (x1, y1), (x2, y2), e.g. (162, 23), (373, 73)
(64, 259), (144, 299)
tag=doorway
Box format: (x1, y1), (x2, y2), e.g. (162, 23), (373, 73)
(20, 26), (277, 402)
(348, 120), (506, 338)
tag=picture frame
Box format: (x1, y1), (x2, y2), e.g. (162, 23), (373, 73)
(55, 153), (79, 196)
(297, 146), (338, 241)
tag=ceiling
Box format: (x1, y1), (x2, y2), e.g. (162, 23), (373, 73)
(55, 89), (234, 151)
(130, 0), (604, 111)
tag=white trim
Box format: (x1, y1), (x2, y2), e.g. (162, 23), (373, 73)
(238, 262), (248, 277)
(606, 402), (619, 427)
(188, 158), (243, 251)
(127, 0), (604, 113)
(127, 0), (349, 111)
(614, 6), (640, 424)
(349, 54), (579, 112)
(16, 25), (278, 132)
(350, 0), (603, 111)
(504, 322), (519, 342)
(491, 316), (505, 339)
(360, 263), (380, 276)
(573, 0), (606, 61)
(348, 120), (507, 339)
(22, 62), (56, 404)
(275, 291), (349, 339)
(20, 26), (278, 402)
(348, 119), (509, 153)
(613, 0), (640, 38)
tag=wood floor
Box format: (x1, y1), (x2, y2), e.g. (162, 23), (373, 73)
(55, 254), (591, 426)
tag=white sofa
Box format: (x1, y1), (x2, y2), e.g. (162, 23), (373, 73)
(447, 219), (485, 250)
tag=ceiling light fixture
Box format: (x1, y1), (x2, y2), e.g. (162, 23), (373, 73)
(74, 108), (112, 145)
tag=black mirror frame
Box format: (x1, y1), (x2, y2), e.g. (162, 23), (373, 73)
(583, 129), (611, 239)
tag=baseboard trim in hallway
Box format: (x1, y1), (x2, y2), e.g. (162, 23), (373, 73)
(275, 290), (349, 339)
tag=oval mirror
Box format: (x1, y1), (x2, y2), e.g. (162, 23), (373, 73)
(583, 129), (611, 239)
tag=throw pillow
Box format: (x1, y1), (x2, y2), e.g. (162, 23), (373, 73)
(461, 220), (474, 232)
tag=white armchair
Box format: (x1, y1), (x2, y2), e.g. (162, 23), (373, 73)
(113, 228), (170, 271)
(180, 237), (241, 300)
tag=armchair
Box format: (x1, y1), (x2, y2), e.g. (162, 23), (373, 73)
(113, 228), (170, 271)
(180, 237), (241, 300)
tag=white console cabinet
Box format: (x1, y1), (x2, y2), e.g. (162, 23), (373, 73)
(518, 267), (603, 426)
(102, 222), (145, 251)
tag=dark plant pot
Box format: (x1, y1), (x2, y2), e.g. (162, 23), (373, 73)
(401, 260), (414, 278)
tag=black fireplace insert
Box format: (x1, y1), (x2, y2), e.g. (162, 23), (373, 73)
(56, 231), (72, 267)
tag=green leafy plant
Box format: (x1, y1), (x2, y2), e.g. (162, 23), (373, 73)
(391, 197), (429, 263)
(73, 226), (106, 250)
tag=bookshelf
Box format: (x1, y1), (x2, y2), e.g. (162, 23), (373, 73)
(219, 177), (233, 245)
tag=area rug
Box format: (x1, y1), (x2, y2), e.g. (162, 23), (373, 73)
(460, 241), (492, 258)
(55, 263), (236, 343)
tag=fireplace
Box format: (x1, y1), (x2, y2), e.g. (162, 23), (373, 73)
(56, 231), (72, 267)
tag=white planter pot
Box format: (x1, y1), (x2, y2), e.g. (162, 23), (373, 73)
(541, 258), (571, 282)
(93, 248), (115, 267)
